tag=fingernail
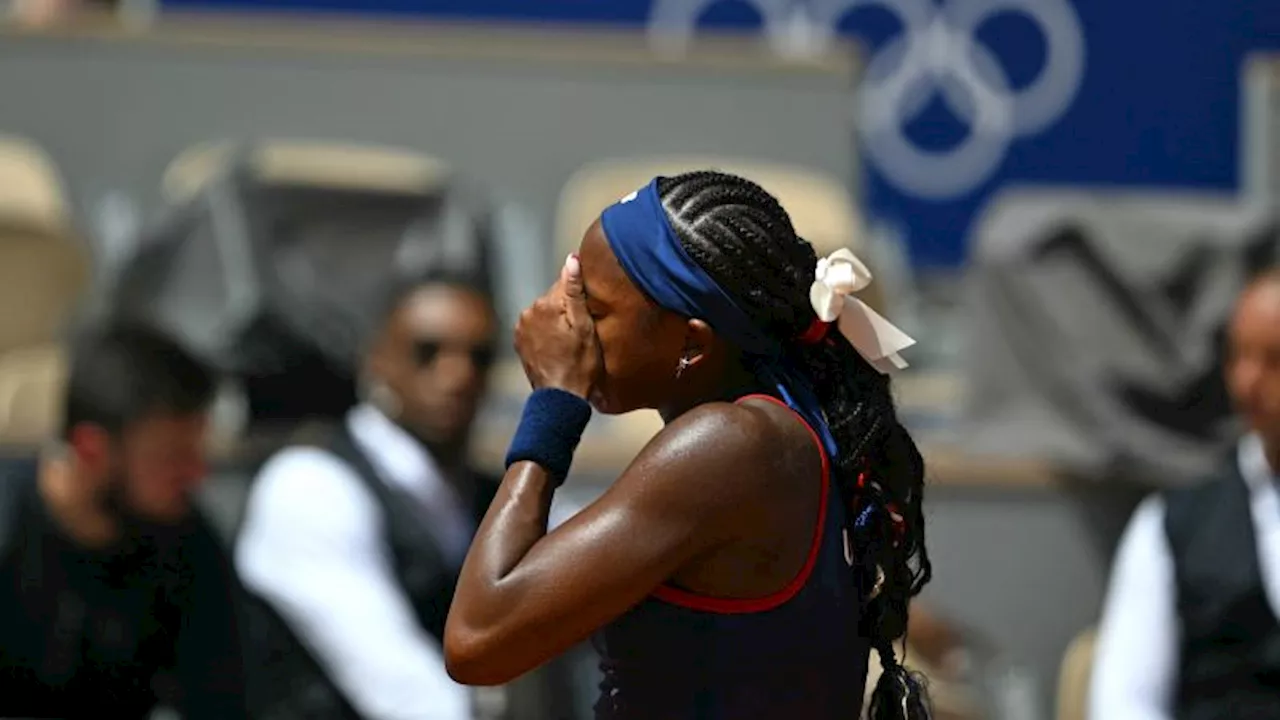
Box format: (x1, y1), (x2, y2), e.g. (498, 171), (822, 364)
(565, 254), (581, 275)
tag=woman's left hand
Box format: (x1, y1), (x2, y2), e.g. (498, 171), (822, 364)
(514, 254), (601, 399)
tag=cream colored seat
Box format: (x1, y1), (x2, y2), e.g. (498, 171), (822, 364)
(161, 139), (454, 202)
(0, 134), (68, 234)
(161, 140), (469, 456)
(0, 344), (66, 446)
(0, 135), (90, 355)
(1056, 627), (1097, 720)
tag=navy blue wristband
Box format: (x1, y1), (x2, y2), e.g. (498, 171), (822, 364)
(504, 388), (592, 485)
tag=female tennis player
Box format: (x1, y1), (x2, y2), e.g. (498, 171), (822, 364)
(445, 170), (932, 719)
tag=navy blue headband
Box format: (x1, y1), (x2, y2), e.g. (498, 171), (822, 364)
(599, 178), (781, 359)
(599, 177), (839, 460)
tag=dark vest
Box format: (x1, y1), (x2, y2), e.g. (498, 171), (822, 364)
(241, 424), (497, 720)
(1164, 458), (1280, 720)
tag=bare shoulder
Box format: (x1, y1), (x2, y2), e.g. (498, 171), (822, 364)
(643, 400), (773, 461)
(618, 398), (811, 502)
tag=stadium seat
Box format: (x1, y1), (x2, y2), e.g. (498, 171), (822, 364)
(161, 139), (454, 202)
(0, 134), (69, 233)
(0, 344), (66, 447)
(0, 134), (90, 354)
(1055, 627), (1097, 720)
(163, 140), (442, 534)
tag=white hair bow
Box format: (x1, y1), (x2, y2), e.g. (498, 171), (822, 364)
(809, 249), (915, 373)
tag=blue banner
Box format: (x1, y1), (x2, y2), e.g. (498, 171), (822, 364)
(164, 0), (1280, 268)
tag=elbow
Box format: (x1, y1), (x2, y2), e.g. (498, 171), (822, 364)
(443, 619), (521, 687)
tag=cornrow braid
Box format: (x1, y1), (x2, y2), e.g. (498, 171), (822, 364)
(657, 171), (933, 720)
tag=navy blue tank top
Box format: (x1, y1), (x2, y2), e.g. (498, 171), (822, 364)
(592, 394), (870, 720)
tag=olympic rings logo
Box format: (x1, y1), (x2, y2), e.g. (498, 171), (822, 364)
(646, 0), (1087, 199)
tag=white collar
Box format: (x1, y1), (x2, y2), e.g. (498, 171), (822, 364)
(345, 403), (475, 566)
(1238, 433), (1279, 494)
(346, 404), (450, 498)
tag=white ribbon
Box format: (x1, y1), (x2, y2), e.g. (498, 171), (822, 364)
(809, 249), (916, 373)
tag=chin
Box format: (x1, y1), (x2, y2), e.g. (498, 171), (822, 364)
(589, 387), (644, 416)
(405, 420), (461, 447)
(135, 506), (191, 527)
(588, 387), (617, 415)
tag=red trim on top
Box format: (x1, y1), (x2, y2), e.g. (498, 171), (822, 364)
(651, 393), (831, 615)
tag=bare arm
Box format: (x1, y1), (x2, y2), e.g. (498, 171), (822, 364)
(444, 403), (769, 685)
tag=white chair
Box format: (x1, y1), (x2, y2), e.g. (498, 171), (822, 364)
(0, 134), (90, 354)
(0, 133), (71, 234)
(1056, 627), (1097, 720)
(161, 139), (454, 202)
(0, 344), (66, 446)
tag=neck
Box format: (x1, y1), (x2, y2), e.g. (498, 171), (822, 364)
(395, 417), (469, 475)
(417, 433), (480, 503)
(423, 436), (467, 474)
(368, 400), (467, 472)
(38, 453), (120, 551)
(658, 355), (760, 424)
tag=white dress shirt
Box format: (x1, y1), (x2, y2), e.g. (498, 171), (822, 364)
(1089, 434), (1280, 720)
(235, 404), (476, 720)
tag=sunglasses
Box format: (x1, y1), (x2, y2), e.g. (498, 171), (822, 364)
(412, 339), (497, 371)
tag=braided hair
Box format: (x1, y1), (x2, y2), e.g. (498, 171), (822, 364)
(656, 171), (933, 720)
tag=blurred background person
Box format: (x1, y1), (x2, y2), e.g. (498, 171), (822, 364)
(0, 322), (246, 720)
(234, 269), (500, 720)
(1089, 268), (1280, 720)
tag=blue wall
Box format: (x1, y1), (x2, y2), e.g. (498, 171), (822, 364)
(163, 0), (1280, 268)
